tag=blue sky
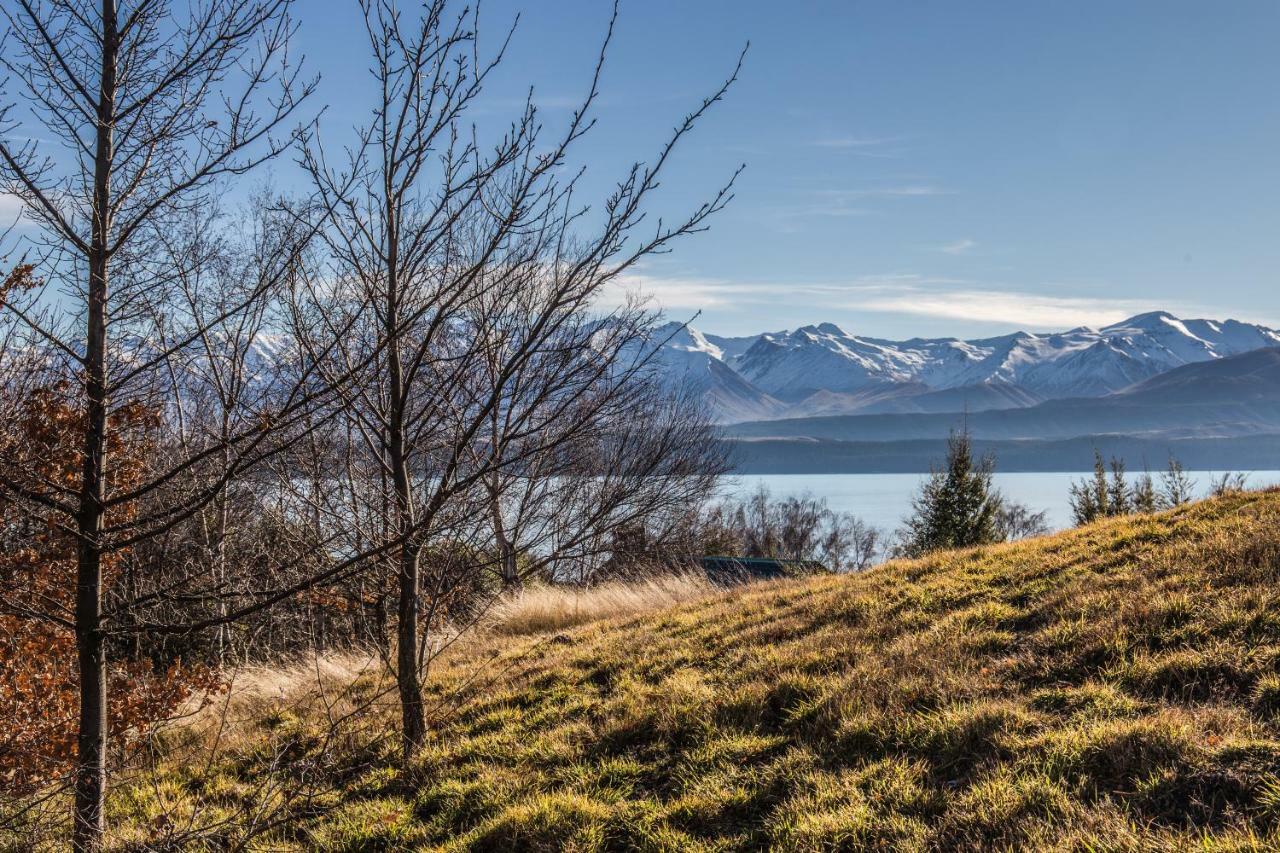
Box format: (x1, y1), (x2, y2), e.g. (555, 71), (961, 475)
(12, 1), (1276, 339)
(398, 0), (1278, 340)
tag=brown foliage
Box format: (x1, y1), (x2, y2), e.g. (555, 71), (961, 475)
(0, 263), (39, 307)
(0, 385), (218, 795)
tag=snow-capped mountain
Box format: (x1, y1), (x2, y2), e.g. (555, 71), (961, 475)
(654, 312), (1280, 422)
(651, 324), (787, 423)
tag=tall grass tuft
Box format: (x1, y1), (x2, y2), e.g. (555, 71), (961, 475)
(485, 571), (716, 636)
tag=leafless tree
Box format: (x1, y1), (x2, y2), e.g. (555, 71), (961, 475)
(820, 512), (882, 572)
(479, 373), (731, 587)
(994, 500), (1050, 541)
(0, 0), (742, 843)
(709, 485), (883, 572)
(0, 1), (343, 847)
(291, 0), (741, 764)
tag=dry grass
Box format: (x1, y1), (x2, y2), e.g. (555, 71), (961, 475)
(15, 491), (1280, 851)
(181, 650), (385, 742)
(484, 571), (716, 636)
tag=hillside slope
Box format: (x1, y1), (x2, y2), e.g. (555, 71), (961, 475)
(83, 492), (1280, 851)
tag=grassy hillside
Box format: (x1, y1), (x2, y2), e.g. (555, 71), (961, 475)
(61, 491), (1280, 850)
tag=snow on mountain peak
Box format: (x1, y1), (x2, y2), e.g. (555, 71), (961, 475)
(1108, 310), (1176, 328)
(656, 321), (724, 360)
(657, 312), (1280, 422)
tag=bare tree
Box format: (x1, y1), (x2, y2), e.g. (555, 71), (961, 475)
(705, 485), (883, 573)
(292, 0), (742, 763)
(820, 512), (881, 572)
(994, 500), (1049, 541)
(1210, 471), (1249, 497)
(0, 1), (331, 846)
(480, 373), (730, 587)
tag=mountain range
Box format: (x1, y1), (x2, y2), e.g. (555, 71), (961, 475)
(726, 346), (1280, 442)
(656, 311), (1280, 423)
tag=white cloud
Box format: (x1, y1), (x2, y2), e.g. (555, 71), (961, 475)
(765, 186), (950, 231)
(809, 135), (909, 158)
(773, 204), (877, 226)
(0, 193), (24, 223)
(603, 272), (952, 314)
(529, 94), (593, 110)
(818, 186), (952, 199)
(812, 135), (902, 149)
(856, 289), (1164, 330)
(602, 270), (1212, 332)
(471, 93), (599, 117)
(602, 272), (763, 311)
(938, 239), (976, 255)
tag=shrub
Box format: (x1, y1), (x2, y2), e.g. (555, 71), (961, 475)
(0, 387), (217, 795)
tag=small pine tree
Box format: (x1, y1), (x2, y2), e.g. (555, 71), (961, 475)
(900, 430), (1002, 557)
(1132, 470), (1158, 513)
(1160, 455), (1196, 507)
(1210, 471), (1248, 497)
(1107, 457), (1132, 516)
(1069, 451), (1111, 525)
(1071, 453), (1175, 526)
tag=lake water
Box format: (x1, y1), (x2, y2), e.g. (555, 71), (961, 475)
(723, 471), (1280, 534)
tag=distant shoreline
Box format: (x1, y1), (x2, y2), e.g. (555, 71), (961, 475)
(726, 433), (1280, 474)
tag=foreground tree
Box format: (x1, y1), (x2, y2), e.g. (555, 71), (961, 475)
(1, 1), (739, 841)
(293, 0), (740, 763)
(0, 2), (329, 846)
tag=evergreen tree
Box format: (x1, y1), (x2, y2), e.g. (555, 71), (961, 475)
(1069, 452), (1111, 525)
(1132, 470), (1159, 513)
(1071, 453), (1175, 525)
(1107, 457), (1133, 516)
(900, 430), (1002, 557)
(1210, 472), (1249, 496)
(1160, 455), (1196, 507)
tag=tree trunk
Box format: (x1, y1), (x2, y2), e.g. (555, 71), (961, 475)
(486, 406), (519, 590)
(395, 540), (425, 759)
(382, 202), (425, 762)
(73, 6), (116, 847)
(389, 410), (425, 758)
(488, 483), (519, 590)
(72, 537), (107, 853)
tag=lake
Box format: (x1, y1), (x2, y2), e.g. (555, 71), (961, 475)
(723, 471), (1280, 534)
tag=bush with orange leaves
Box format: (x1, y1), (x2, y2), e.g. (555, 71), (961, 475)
(0, 383), (219, 796)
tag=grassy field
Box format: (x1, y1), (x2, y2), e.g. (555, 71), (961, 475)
(27, 489), (1280, 851)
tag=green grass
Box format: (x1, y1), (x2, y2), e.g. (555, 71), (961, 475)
(25, 490), (1280, 851)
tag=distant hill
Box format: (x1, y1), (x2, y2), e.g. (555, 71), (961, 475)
(782, 381), (1044, 418)
(1119, 345), (1280, 404)
(654, 312), (1280, 422)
